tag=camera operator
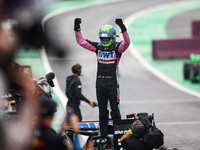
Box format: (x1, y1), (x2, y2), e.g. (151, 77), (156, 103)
(120, 120), (153, 150)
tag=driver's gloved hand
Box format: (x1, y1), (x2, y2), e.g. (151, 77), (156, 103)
(115, 18), (123, 26)
(115, 18), (127, 32)
(74, 18), (81, 31)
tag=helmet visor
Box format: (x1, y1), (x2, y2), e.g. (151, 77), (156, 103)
(99, 32), (114, 38)
(99, 33), (108, 38)
(100, 37), (110, 41)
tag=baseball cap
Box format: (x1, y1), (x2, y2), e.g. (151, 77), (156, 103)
(40, 94), (57, 117)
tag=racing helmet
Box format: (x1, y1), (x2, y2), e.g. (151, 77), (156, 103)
(99, 25), (117, 47)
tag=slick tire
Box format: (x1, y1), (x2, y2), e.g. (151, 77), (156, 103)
(183, 63), (190, 79)
(189, 64), (199, 83)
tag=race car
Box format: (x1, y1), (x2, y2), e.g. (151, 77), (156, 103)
(183, 53), (200, 83)
(65, 118), (135, 150)
(65, 113), (178, 150)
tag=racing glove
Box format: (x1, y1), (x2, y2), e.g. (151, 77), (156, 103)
(115, 18), (127, 33)
(74, 18), (81, 31)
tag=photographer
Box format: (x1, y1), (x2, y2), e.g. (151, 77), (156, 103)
(120, 120), (153, 150)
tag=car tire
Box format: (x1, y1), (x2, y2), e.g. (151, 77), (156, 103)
(183, 63), (190, 79)
(189, 63), (199, 83)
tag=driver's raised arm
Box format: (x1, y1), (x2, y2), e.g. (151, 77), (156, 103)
(74, 18), (96, 52)
(115, 18), (130, 53)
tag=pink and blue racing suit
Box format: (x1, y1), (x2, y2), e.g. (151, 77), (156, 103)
(75, 30), (130, 137)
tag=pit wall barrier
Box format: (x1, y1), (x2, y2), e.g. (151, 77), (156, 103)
(153, 20), (200, 59)
(192, 21), (200, 37)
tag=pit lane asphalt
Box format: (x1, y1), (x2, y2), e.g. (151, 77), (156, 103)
(44, 0), (200, 149)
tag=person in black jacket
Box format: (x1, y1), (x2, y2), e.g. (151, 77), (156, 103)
(29, 95), (71, 150)
(65, 64), (96, 122)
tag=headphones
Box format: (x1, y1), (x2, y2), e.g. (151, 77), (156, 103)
(76, 64), (81, 75)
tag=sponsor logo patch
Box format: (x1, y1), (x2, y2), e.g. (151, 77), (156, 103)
(98, 50), (115, 59)
(98, 60), (115, 64)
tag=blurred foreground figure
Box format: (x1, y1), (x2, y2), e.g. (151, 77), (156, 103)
(1, 0), (44, 49)
(0, 0), (68, 149)
(0, 62), (40, 150)
(28, 96), (70, 150)
(0, 1), (42, 149)
(1, 0), (66, 56)
(0, 46), (40, 150)
(28, 95), (94, 150)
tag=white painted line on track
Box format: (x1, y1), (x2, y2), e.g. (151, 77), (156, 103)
(42, 0), (122, 26)
(125, 1), (200, 99)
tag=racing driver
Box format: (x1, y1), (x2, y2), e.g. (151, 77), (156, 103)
(74, 18), (130, 138)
